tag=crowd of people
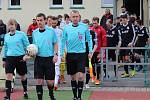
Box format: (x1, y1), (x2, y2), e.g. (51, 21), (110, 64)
(1, 5), (150, 100)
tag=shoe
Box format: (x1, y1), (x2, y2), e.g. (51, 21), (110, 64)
(121, 73), (130, 78)
(130, 70), (136, 77)
(136, 66), (143, 72)
(95, 80), (100, 85)
(24, 92), (29, 99)
(78, 98), (82, 100)
(91, 76), (96, 82)
(121, 72), (126, 75)
(4, 96), (10, 100)
(54, 85), (58, 91)
(72, 97), (78, 100)
(85, 84), (90, 89)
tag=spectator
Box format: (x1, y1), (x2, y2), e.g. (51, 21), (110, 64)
(27, 19), (38, 43)
(0, 19), (6, 46)
(100, 9), (113, 30)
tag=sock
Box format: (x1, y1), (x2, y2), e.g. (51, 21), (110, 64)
(54, 65), (60, 85)
(92, 64), (96, 76)
(103, 65), (106, 77)
(85, 72), (90, 84)
(71, 80), (77, 98)
(78, 81), (84, 99)
(96, 65), (100, 80)
(36, 85), (43, 100)
(48, 84), (55, 99)
(114, 65), (117, 77)
(5, 80), (11, 98)
(124, 65), (129, 74)
(130, 65), (134, 70)
(136, 58), (143, 68)
(21, 78), (27, 92)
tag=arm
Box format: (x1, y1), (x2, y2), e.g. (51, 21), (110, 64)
(60, 27), (67, 56)
(22, 32), (30, 50)
(101, 27), (107, 47)
(129, 25), (136, 46)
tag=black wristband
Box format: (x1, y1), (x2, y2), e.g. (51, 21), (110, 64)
(54, 53), (58, 56)
(2, 58), (6, 61)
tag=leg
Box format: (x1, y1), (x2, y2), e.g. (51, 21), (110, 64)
(70, 74), (78, 99)
(5, 73), (13, 100)
(46, 80), (55, 100)
(54, 65), (60, 90)
(36, 79), (44, 100)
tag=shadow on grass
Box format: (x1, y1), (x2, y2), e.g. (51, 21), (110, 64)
(20, 90), (91, 100)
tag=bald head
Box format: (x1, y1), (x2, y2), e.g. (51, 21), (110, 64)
(70, 10), (80, 25)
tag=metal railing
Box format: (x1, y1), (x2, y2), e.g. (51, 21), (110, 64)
(100, 46), (150, 87)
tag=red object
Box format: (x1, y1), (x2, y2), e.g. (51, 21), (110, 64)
(90, 25), (107, 53)
(27, 24), (38, 36)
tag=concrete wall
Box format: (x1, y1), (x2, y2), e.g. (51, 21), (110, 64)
(0, 0), (113, 32)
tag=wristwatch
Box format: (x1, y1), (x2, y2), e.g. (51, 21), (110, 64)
(54, 52), (58, 56)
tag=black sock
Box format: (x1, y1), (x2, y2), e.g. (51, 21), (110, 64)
(124, 65), (129, 74)
(97, 66), (100, 79)
(36, 85), (43, 100)
(78, 81), (84, 99)
(48, 84), (55, 99)
(92, 64), (96, 76)
(103, 65), (106, 77)
(5, 80), (11, 98)
(114, 65), (117, 77)
(71, 80), (77, 98)
(130, 65), (134, 70)
(21, 78), (27, 92)
(85, 73), (90, 84)
(136, 58), (143, 68)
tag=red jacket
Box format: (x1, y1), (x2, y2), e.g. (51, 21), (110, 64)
(27, 24), (38, 36)
(90, 25), (107, 53)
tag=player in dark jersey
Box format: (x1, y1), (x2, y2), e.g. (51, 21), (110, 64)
(82, 19), (97, 89)
(118, 15), (136, 78)
(105, 19), (119, 77)
(134, 20), (150, 72)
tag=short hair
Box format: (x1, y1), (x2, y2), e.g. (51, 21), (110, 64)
(64, 14), (69, 20)
(70, 10), (79, 14)
(92, 17), (100, 23)
(47, 15), (53, 19)
(120, 14), (127, 19)
(82, 19), (90, 24)
(8, 19), (17, 27)
(57, 15), (62, 19)
(136, 20), (143, 25)
(36, 13), (46, 20)
(51, 16), (58, 21)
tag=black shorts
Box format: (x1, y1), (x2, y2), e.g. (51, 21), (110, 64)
(34, 56), (55, 80)
(108, 50), (116, 61)
(5, 55), (27, 75)
(85, 53), (89, 68)
(66, 53), (86, 75)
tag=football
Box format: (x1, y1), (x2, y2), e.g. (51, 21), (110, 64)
(27, 44), (38, 57)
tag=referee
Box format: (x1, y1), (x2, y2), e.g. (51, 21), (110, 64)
(32, 13), (58, 100)
(61, 10), (92, 100)
(2, 19), (30, 100)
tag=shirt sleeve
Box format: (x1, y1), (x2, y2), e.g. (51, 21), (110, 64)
(61, 27), (67, 56)
(53, 30), (57, 44)
(22, 32), (30, 50)
(86, 28), (93, 52)
(2, 35), (7, 59)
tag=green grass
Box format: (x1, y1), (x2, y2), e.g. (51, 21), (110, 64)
(20, 90), (91, 100)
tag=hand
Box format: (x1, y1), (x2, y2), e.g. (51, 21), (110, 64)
(23, 55), (31, 61)
(61, 56), (65, 62)
(2, 61), (6, 68)
(53, 55), (58, 63)
(128, 43), (133, 47)
(88, 52), (93, 59)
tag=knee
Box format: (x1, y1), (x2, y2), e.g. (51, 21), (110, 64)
(20, 75), (27, 81)
(36, 79), (44, 85)
(6, 73), (13, 80)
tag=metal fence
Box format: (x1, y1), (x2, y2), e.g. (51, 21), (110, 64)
(100, 46), (150, 87)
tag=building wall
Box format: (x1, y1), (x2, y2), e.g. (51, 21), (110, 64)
(0, 0), (113, 32)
